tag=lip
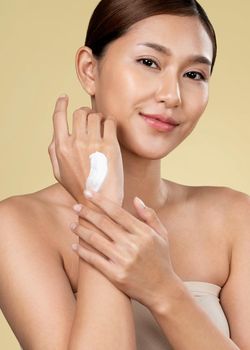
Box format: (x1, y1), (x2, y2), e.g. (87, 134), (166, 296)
(139, 112), (180, 132)
(140, 113), (180, 126)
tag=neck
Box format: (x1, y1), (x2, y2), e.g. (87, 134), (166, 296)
(121, 147), (168, 214)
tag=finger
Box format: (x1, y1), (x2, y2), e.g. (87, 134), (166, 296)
(73, 204), (127, 242)
(53, 95), (70, 144)
(87, 112), (103, 142)
(72, 243), (116, 281)
(79, 190), (147, 236)
(70, 223), (120, 262)
(103, 118), (117, 141)
(133, 197), (168, 238)
(72, 107), (92, 139)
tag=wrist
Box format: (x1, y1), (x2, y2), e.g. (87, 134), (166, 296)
(99, 190), (124, 206)
(76, 192), (124, 207)
(148, 274), (187, 317)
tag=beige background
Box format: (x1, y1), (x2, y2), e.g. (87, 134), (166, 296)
(0, 0), (249, 348)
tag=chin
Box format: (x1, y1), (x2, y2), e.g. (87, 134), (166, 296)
(116, 113), (188, 159)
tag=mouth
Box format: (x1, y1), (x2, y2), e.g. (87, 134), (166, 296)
(139, 112), (180, 132)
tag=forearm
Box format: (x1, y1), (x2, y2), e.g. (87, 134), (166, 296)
(68, 199), (136, 350)
(150, 279), (239, 350)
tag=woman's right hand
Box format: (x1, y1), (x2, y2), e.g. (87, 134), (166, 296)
(48, 95), (124, 206)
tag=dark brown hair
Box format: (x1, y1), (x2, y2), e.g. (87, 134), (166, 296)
(85, 0), (217, 72)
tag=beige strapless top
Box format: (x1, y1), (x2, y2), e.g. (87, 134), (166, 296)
(20, 281), (230, 349)
(132, 281), (230, 350)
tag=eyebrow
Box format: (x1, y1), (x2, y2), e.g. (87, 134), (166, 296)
(137, 42), (212, 67)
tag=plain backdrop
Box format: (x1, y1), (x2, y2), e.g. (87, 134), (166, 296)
(1, 1), (249, 348)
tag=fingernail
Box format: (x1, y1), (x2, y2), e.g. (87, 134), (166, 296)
(72, 243), (78, 251)
(70, 222), (77, 230)
(135, 197), (146, 209)
(84, 190), (93, 198)
(73, 204), (82, 212)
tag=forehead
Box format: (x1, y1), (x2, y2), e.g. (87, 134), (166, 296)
(110, 14), (213, 59)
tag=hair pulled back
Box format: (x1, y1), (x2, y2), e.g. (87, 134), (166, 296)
(85, 0), (217, 72)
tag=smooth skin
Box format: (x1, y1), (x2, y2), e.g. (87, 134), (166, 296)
(0, 14), (250, 349)
(49, 98), (137, 349)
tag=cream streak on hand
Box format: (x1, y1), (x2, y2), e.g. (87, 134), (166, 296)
(85, 152), (108, 192)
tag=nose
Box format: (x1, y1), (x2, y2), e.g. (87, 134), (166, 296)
(155, 70), (182, 108)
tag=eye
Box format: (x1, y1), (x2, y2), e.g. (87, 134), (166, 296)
(137, 58), (159, 69)
(184, 71), (206, 81)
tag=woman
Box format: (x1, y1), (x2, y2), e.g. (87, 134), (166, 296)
(0, 0), (249, 349)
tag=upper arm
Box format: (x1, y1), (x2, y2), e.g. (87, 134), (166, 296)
(0, 197), (76, 350)
(220, 191), (250, 349)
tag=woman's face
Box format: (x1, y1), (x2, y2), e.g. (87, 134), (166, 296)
(92, 14), (213, 159)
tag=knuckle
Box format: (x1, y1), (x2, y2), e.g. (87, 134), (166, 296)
(53, 111), (64, 119)
(56, 142), (70, 157)
(118, 246), (135, 267)
(98, 215), (109, 227)
(106, 117), (116, 124)
(91, 141), (102, 149)
(72, 137), (86, 149)
(80, 107), (92, 112)
(73, 109), (84, 119)
(127, 240), (139, 255)
(89, 112), (102, 119)
(106, 119), (117, 131)
(123, 254), (135, 268)
(110, 268), (118, 281)
(57, 148), (68, 159)
(48, 139), (55, 148)
(104, 143), (113, 151)
(48, 144), (53, 154)
(116, 269), (127, 284)
(88, 231), (96, 244)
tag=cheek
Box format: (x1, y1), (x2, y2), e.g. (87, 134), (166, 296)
(94, 66), (148, 119)
(184, 85), (209, 122)
(95, 72), (137, 117)
(178, 86), (209, 140)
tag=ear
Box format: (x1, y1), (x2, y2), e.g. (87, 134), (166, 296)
(75, 46), (98, 96)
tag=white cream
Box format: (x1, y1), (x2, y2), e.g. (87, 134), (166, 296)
(85, 151), (108, 192)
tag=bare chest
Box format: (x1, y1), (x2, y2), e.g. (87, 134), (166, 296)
(158, 209), (230, 287)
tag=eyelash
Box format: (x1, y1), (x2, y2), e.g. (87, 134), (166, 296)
(137, 58), (207, 81)
(184, 71), (206, 81)
(137, 58), (159, 69)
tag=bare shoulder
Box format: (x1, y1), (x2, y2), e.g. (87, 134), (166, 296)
(0, 182), (75, 214)
(0, 188), (47, 225)
(0, 183), (77, 254)
(166, 179), (249, 212)
(197, 185), (250, 206)
(0, 189), (50, 239)
(0, 183), (75, 224)
(166, 179), (250, 240)
(189, 185), (250, 227)
(0, 185), (78, 348)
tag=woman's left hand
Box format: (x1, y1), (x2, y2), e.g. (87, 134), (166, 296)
(70, 190), (180, 312)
